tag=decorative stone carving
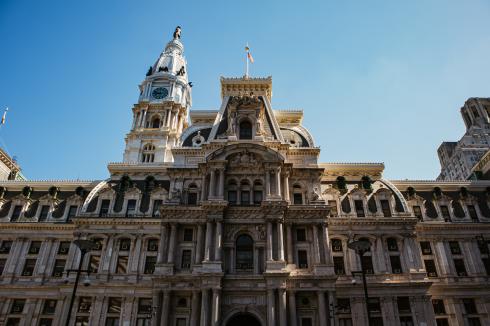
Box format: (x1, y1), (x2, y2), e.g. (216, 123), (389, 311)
(228, 151), (261, 166)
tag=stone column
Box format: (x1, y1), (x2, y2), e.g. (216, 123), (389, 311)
(204, 221), (213, 261)
(166, 110), (172, 127)
(375, 237), (387, 273)
(266, 170), (271, 197)
(209, 170), (216, 199)
(161, 290), (171, 326)
(195, 223), (204, 264)
(230, 247), (235, 274)
(200, 289), (210, 326)
(201, 174), (207, 201)
(218, 169), (225, 198)
(277, 220), (285, 261)
(462, 241), (480, 275)
(286, 224), (294, 264)
(435, 241), (451, 276)
(254, 247), (259, 274)
(283, 173), (290, 202)
(158, 224), (168, 264)
(278, 289), (287, 326)
(151, 291), (161, 326)
(312, 225), (321, 264)
(380, 297), (397, 326)
(328, 291), (336, 326)
(211, 289), (221, 326)
(214, 221), (223, 261)
(275, 168), (282, 196)
(167, 223), (177, 264)
(321, 224), (333, 265)
(190, 290), (200, 326)
(317, 291), (327, 326)
(266, 222), (273, 261)
(267, 289), (276, 326)
(288, 290), (297, 326)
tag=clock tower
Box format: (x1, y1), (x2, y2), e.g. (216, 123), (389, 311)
(123, 26), (192, 163)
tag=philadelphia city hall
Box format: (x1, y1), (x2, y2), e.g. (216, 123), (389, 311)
(0, 27), (489, 326)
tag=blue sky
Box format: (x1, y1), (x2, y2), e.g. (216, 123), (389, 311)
(0, 0), (489, 181)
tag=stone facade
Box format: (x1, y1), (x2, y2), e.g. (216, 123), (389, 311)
(0, 28), (489, 326)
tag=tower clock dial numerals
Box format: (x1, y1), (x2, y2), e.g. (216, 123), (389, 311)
(152, 87), (169, 99)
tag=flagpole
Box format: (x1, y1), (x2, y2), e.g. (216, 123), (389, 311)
(245, 43), (249, 78)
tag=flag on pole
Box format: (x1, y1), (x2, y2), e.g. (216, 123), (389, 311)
(1, 108), (8, 125)
(245, 45), (254, 63)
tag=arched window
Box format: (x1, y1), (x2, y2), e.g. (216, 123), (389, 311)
(239, 121), (253, 139)
(151, 116), (161, 129)
(236, 234), (253, 272)
(240, 180), (251, 205)
(141, 144), (156, 163)
(253, 180), (263, 205)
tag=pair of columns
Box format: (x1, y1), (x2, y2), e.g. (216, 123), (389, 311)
(204, 220), (223, 262)
(286, 290), (331, 326)
(284, 223), (333, 265)
(266, 220), (285, 261)
(207, 168), (225, 200)
(265, 167), (282, 198)
(158, 223), (178, 264)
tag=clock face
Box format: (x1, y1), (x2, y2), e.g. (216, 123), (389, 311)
(152, 87), (168, 99)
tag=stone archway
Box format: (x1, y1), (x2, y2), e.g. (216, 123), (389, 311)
(226, 312), (262, 326)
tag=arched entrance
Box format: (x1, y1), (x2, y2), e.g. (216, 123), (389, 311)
(226, 312), (262, 326)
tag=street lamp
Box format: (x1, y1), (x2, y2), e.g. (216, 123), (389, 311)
(64, 239), (96, 326)
(348, 239), (372, 326)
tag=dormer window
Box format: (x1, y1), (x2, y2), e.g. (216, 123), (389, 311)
(141, 144), (156, 163)
(239, 121), (252, 139)
(39, 205), (50, 222)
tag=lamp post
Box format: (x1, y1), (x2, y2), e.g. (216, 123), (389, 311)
(348, 239), (372, 326)
(64, 239), (96, 326)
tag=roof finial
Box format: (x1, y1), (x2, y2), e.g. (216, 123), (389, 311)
(173, 26), (182, 39)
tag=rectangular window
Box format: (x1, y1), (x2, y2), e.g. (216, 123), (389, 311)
(332, 239), (343, 252)
(397, 297), (411, 313)
(52, 259), (66, 277)
(413, 205), (422, 219)
(11, 205), (22, 221)
(449, 241), (461, 255)
(147, 239), (158, 252)
(436, 319), (449, 326)
(440, 205), (450, 219)
(293, 193), (303, 205)
(482, 258), (490, 276)
(99, 200), (110, 217)
(338, 319), (353, 326)
(0, 259), (6, 275)
(468, 318), (482, 326)
(432, 299), (446, 315)
(138, 298), (152, 314)
(478, 240), (489, 254)
(67, 205), (78, 220)
(144, 256), (156, 274)
(126, 199), (137, 217)
(42, 300), (57, 315)
(333, 256), (345, 275)
(89, 255), (100, 273)
(10, 299), (25, 314)
(355, 200), (365, 217)
(75, 316), (89, 326)
(420, 241), (432, 255)
(176, 319), (187, 326)
(454, 259), (467, 276)
(93, 238), (103, 251)
(77, 297), (92, 313)
(39, 318), (53, 326)
(369, 317), (384, 326)
(463, 298), (478, 314)
(467, 205), (478, 220)
(152, 200), (162, 217)
(301, 318), (313, 326)
(119, 239), (131, 251)
(390, 256), (402, 274)
(29, 241), (42, 254)
(337, 298), (351, 313)
(183, 228), (193, 242)
(253, 191), (263, 204)
(361, 256), (374, 274)
(106, 317), (120, 326)
(241, 191), (250, 205)
(367, 298), (381, 313)
(136, 318), (151, 326)
(6, 318), (20, 326)
(58, 241), (71, 255)
(380, 200), (391, 217)
(387, 238), (398, 251)
(328, 200), (338, 216)
(399, 316), (414, 326)
(0, 240), (12, 253)
(181, 250), (192, 269)
(228, 191), (237, 204)
(107, 297), (122, 313)
(296, 229), (306, 242)
(187, 192), (198, 205)
(298, 250), (308, 268)
(22, 259), (36, 276)
(424, 259), (437, 277)
(116, 256), (128, 274)
(39, 205), (50, 221)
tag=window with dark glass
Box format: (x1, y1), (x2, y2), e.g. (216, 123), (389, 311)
(361, 256), (374, 274)
(436, 319), (449, 326)
(482, 258), (490, 276)
(187, 192), (198, 205)
(467, 205), (478, 220)
(11, 205), (22, 221)
(467, 318), (481, 326)
(333, 256), (345, 275)
(39, 318), (53, 326)
(241, 191), (250, 205)
(463, 298), (478, 314)
(454, 259), (467, 276)
(39, 205), (50, 221)
(152, 200), (162, 217)
(42, 300), (57, 315)
(355, 200), (365, 217)
(176, 319), (187, 326)
(399, 316), (414, 326)
(424, 259), (437, 277)
(337, 298), (351, 313)
(387, 238), (398, 251)
(107, 297), (122, 313)
(413, 205), (422, 219)
(298, 250), (308, 269)
(293, 193), (303, 205)
(367, 298), (381, 313)
(6, 318), (20, 326)
(296, 229), (306, 242)
(78, 297), (92, 313)
(67, 205), (78, 220)
(0, 259), (6, 275)
(228, 191), (237, 204)
(181, 250), (191, 269)
(380, 200), (391, 217)
(138, 298), (152, 314)
(29, 241), (42, 254)
(478, 240), (489, 254)
(22, 259), (36, 276)
(0, 240), (12, 253)
(236, 235), (253, 271)
(432, 299), (446, 315)
(116, 256), (128, 274)
(58, 241), (70, 255)
(52, 259), (66, 277)
(449, 241), (461, 255)
(10, 299), (25, 314)
(253, 190), (263, 204)
(75, 316), (89, 326)
(239, 121), (252, 139)
(92, 238), (103, 251)
(301, 318), (313, 326)
(420, 241), (432, 255)
(144, 256), (156, 274)
(119, 239), (131, 251)
(332, 239), (343, 252)
(397, 297), (411, 313)
(390, 256), (402, 274)
(183, 228), (193, 242)
(89, 255), (100, 273)
(440, 205), (450, 219)
(126, 199), (137, 217)
(99, 200), (110, 217)
(147, 239), (158, 251)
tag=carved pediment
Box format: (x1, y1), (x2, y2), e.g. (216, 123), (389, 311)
(228, 150), (262, 167)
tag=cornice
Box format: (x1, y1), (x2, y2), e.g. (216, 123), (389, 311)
(390, 180), (490, 191)
(0, 180), (97, 191)
(0, 222), (75, 231)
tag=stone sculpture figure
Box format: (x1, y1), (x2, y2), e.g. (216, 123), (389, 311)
(173, 26), (181, 39)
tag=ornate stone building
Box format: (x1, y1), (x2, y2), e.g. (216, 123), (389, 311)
(0, 28), (489, 326)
